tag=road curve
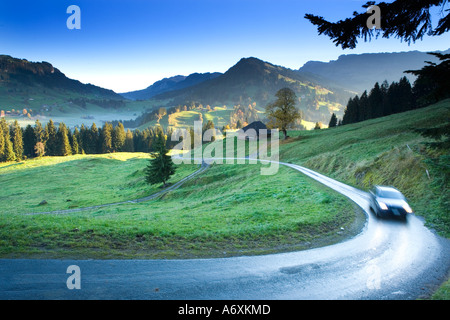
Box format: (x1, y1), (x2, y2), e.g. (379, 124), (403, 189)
(0, 159), (449, 300)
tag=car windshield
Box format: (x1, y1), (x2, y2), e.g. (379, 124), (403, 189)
(377, 189), (404, 199)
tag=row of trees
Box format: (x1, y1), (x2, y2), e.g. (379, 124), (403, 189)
(341, 77), (415, 125)
(340, 50), (450, 126)
(0, 117), (178, 162)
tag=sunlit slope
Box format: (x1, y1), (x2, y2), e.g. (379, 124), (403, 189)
(281, 99), (450, 236)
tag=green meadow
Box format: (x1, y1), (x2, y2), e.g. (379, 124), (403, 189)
(0, 99), (448, 260)
(0, 154), (361, 259)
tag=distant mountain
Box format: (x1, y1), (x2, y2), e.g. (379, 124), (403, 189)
(0, 55), (122, 100)
(0, 55), (126, 116)
(121, 72), (222, 100)
(298, 49), (450, 94)
(153, 57), (354, 123)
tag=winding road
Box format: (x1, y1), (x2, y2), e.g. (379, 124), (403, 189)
(0, 158), (449, 300)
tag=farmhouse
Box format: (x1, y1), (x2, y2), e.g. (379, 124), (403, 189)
(239, 121), (272, 140)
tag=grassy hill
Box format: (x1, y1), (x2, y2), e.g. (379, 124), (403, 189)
(0, 99), (448, 261)
(0, 151), (362, 260)
(281, 99), (450, 237)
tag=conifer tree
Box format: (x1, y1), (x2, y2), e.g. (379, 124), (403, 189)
(34, 119), (45, 144)
(90, 123), (100, 154)
(2, 123), (15, 162)
(45, 119), (57, 156)
(368, 82), (384, 119)
(72, 127), (81, 154)
(0, 123), (5, 161)
(112, 122), (126, 152)
(305, 0), (449, 50)
(328, 113), (338, 128)
(123, 129), (134, 152)
(145, 131), (175, 187)
(11, 120), (23, 161)
(101, 122), (113, 153)
(4, 138), (15, 162)
(57, 123), (72, 156)
(23, 124), (37, 158)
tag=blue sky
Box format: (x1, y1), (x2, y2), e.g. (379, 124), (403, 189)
(1, 0), (449, 92)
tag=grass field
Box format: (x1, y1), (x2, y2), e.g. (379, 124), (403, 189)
(0, 148), (362, 259)
(0, 153), (200, 215)
(0, 99), (448, 263)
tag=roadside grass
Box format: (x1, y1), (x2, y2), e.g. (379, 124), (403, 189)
(0, 153), (199, 214)
(429, 278), (450, 300)
(0, 159), (362, 259)
(281, 99), (450, 237)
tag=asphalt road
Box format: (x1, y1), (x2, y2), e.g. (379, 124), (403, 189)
(1, 160), (449, 300)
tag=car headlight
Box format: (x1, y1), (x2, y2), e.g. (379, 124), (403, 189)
(377, 201), (388, 210)
(402, 202), (413, 213)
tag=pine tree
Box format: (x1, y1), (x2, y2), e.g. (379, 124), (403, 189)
(78, 123), (99, 154)
(90, 123), (100, 154)
(112, 122), (126, 152)
(79, 124), (88, 153)
(101, 122), (113, 153)
(23, 124), (37, 158)
(123, 129), (134, 152)
(368, 82), (384, 119)
(305, 1), (449, 50)
(328, 113), (338, 128)
(0, 123), (5, 161)
(342, 96), (360, 125)
(72, 127), (81, 154)
(2, 122), (15, 162)
(34, 119), (45, 144)
(4, 138), (15, 162)
(145, 132), (175, 187)
(45, 119), (57, 156)
(358, 91), (369, 122)
(407, 53), (450, 106)
(11, 120), (23, 161)
(397, 76), (414, 112)
(57, 123), (72, 156)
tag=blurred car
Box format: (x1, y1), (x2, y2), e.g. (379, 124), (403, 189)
(369, 186), (413, 219)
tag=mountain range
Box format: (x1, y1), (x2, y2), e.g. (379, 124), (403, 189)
(145, 57), (352, 123)
(298, 49), (450, 94)
(120, 72), (222, 100)
(0, 55), (122, 101)
(1, 49), (447, 125)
